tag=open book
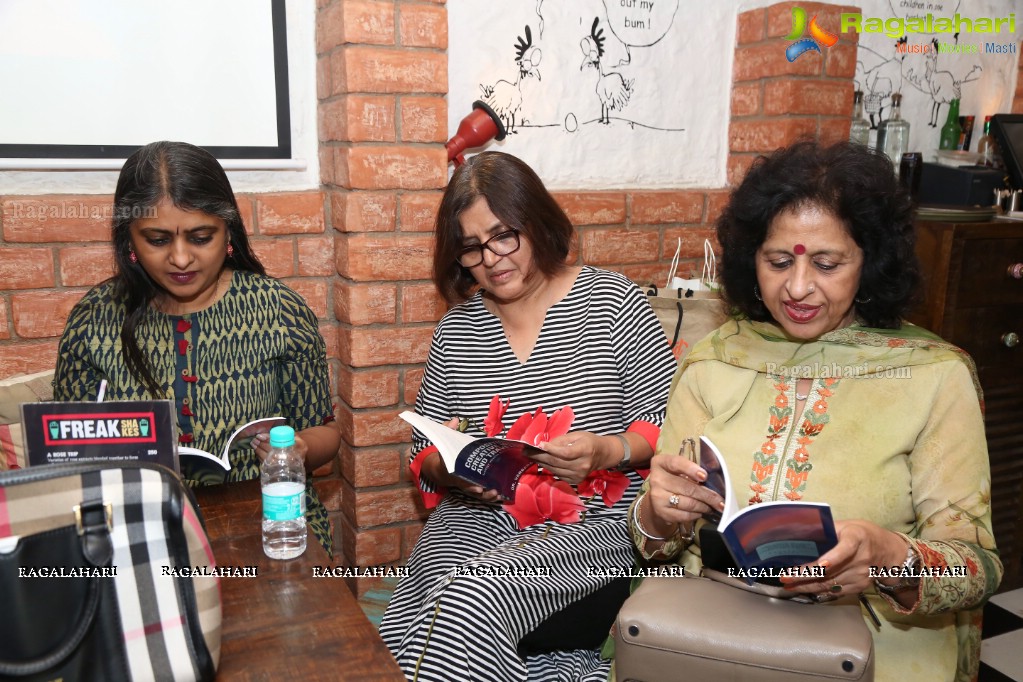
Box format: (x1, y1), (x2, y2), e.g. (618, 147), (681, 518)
(178, 416), (286, 475)
(699, 435), (838, 584)
(399, 411), (540, 500)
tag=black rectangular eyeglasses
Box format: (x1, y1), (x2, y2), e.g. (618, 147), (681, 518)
(456, 229), (521, 267)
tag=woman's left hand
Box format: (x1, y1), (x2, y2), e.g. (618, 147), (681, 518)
(252, 431), (310, 463)
(779, 519), (910, 597)
(530, 431), (614, 485)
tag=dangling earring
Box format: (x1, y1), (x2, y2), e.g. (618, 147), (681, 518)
(854, 292), (871, 304)
(129, 250), (138, 264)
(753, 285), (762, 301)
(226, 243), (234, 258)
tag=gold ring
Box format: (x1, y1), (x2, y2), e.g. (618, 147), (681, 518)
(668, 494), (680, 508)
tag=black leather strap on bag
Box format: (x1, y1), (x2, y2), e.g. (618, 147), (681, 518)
(0, 516), (116, 677)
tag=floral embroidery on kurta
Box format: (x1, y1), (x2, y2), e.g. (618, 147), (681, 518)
(749, 377), (791, 504)
(749, 376), (840, 504)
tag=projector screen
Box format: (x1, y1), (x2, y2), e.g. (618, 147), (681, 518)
(0, 0), (290, 160)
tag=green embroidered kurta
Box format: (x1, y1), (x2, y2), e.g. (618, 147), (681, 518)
(54, 270), (336, 554)
(632, 318), (1001, 682)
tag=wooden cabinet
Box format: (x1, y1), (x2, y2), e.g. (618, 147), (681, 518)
(912, 220), (1023, 591)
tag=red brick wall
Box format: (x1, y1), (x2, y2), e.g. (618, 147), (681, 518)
(0, 2), (858, 584)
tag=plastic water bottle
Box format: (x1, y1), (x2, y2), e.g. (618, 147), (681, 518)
(261, 425), (306, 559)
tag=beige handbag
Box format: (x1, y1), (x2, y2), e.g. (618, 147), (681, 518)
(614, 574), (875, 681)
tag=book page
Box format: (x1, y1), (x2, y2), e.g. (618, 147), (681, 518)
(399, 411), (540, 498)
(178, 416), (286, 472)
(398, 411), (477, 472)
(699, 436), (739, 525)
(720, 502), (837, 573)
(697, 435), (837, 583)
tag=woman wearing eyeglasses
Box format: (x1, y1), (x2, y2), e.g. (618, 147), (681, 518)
(379, 152), (676, 681)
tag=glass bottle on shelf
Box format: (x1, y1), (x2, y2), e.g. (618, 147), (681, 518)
(977, 116), (1002, 168)
(876, 93), (910, 175)
(938, 99), (962, 150)
(958, 115), (975, 151)
(849, 90), (870, 146)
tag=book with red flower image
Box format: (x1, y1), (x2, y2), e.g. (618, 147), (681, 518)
(699, 435), (838, 584)
(400, 398), (575, 501)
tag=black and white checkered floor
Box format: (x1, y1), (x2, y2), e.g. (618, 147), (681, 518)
(982, 589), (1023, 681)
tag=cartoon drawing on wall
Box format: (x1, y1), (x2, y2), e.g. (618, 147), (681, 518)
(904, 39), (982, 127)
(855, 37), (909, 128)
(580, 18), (634, 125)
(472, 3), (684, 137)
(598, 0), (681, 67)
(480, 26), (542, 134)
(857, 0), (986, 136)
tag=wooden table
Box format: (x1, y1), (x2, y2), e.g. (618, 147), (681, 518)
(193, 480), (405, 681)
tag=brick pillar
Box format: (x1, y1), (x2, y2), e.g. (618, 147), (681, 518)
(730, 2), (861, 184)
(316, 0), (449, 584)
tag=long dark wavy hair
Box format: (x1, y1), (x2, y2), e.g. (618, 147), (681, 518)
(432, 152), (574, 304)
(717, 141), (919, 330)
(112, 141), (265, 396)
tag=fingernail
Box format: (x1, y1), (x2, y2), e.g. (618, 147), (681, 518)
(695, 469), (707, 482)
(818, 559), (830, 568)
(718, 500), (725, 510)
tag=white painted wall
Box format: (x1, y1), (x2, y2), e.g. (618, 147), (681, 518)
(449, 0), (1023, 190)
(0, 0), (319, 196)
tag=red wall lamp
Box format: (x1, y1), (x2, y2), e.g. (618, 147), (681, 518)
(445, 101), (507, 167)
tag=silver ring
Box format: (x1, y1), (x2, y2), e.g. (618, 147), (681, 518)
(668, 494), (680, 508)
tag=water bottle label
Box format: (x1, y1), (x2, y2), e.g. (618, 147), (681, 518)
(262, 481), (305, 521)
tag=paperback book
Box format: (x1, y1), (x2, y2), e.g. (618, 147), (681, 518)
(177, 416), (286, 480)
(399, 410), (540, 500)
(699, 435), (838, 584)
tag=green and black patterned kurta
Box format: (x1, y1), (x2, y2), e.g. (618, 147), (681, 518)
(54, 270), (336, 554)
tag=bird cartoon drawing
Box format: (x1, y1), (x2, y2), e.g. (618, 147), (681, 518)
(580, 17), (634, 125)
(479, 26), (542, 134)
(910, 38), (981, 127)
(857, 37), (909, 128)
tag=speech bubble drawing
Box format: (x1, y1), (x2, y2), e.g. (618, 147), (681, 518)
(601, 0), (679, 49)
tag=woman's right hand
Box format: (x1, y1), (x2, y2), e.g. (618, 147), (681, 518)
(419, 418), (503, 503)
(642, 452), (725, 537)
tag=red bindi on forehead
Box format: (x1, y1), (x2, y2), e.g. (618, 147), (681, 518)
(793, 243), (806, 255)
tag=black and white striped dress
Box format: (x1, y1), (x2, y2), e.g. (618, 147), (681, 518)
(379, 267), (676, 681)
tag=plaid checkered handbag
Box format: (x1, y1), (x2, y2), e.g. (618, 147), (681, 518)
(0, 462), (221, 681)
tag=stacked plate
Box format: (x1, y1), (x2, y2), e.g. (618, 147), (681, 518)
(915, 205), (998, 222)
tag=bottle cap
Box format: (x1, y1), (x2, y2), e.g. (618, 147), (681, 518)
(269, 425), (296, 448)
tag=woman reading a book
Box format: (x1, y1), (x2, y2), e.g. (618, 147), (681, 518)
(53, 141), (340, 553)
(380, 152), (676, 680)
(630, 141), (1000, 681)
